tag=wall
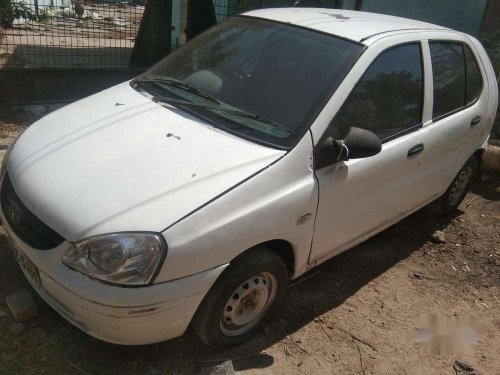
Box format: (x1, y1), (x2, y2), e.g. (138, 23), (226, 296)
(481, 0), (500, 34)
(362, 0), (488, 36)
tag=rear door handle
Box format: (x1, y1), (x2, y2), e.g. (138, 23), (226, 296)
(470, 116), (481, 127)
(407, 143), (424, 157)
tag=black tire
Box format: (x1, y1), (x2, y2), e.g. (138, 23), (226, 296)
(191, 247), (287, 348)
(429, 156), (479, 215)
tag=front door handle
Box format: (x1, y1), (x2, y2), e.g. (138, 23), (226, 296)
(470, 116), (481, 127)
(408, 143), (424, 157)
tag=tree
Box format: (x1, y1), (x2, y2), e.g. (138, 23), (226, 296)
(1, 0), (44, 28)
(129, 0), (173, 68)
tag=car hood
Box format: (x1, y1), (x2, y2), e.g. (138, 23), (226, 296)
(7, 82), (285, 242)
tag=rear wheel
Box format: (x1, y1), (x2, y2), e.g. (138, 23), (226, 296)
(191, 247), (287, 348)
(429, 156), (479, 215)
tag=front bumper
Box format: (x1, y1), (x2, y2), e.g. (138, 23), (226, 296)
(1, 211), (228, 345)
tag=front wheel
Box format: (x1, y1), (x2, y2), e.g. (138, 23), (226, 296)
(429, 156), (479, 215)
(191, 247), (287, 348)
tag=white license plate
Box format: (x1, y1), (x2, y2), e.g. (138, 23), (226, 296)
(12, 244), (42, 288)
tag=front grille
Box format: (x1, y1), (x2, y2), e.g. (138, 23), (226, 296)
(1, 174), (64, 250)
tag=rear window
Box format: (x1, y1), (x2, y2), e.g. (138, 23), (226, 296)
(430, 41), (483, 120)
(464, 45), (483, 105)
(429, 42), (466, 119)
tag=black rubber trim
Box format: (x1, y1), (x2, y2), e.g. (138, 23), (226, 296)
(379, 123), (423, 144)
(1, 174), (65, 250)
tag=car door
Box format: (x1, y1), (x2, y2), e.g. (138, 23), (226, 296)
(309, 41), (434, 263)
(419, 37), (490, 196)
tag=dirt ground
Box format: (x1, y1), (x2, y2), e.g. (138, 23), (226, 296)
(0, 109), (498, 375)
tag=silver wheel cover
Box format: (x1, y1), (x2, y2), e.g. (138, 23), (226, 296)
(220, 272), (278, 336)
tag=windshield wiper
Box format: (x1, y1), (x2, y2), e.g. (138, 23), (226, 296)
(134, 77), (220, 105)
(152, 95), (295, 135)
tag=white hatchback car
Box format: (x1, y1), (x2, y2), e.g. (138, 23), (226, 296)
(1, 8), (497, 347)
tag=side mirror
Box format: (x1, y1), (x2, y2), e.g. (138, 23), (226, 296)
(342, 127), (382, 160)
(316, 127), (382, 168)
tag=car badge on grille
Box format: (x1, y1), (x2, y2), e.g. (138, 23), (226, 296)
(7, 204), (21, 225)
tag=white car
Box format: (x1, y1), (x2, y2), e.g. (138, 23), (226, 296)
(1, 8), (497, 347)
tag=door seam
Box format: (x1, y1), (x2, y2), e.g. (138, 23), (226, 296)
(307, 128), (321, 266)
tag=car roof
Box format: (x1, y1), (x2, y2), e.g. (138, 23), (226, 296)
(243, 8), (450, 43)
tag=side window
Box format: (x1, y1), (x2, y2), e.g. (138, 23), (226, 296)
(333, 43), (423, 141)
(464, 45), (483, 105)
(430, 42), (466, 119)
(430, 41), (484, 120)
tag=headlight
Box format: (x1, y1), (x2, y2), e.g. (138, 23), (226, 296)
(63, 232), (166, 286)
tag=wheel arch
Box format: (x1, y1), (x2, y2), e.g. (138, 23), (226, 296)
(233, 239), (296, 279)
(474, 147), (486, 163)
(473, 147), (486, 175)
(190, 239), (291, 347)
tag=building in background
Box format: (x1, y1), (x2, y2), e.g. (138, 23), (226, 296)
(360, 0), (489, 36)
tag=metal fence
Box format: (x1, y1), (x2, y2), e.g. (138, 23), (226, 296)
(0, 0), (144, 70)
(0, 0), (349, 71)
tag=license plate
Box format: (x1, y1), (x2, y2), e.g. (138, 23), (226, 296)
(13, 246), (42, 288)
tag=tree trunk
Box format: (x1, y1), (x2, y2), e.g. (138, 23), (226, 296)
(186, 0), (217, 41)
(129, 0), (173, 69)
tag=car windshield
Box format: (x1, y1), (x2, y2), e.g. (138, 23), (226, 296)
(134, 16), (363, 149)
